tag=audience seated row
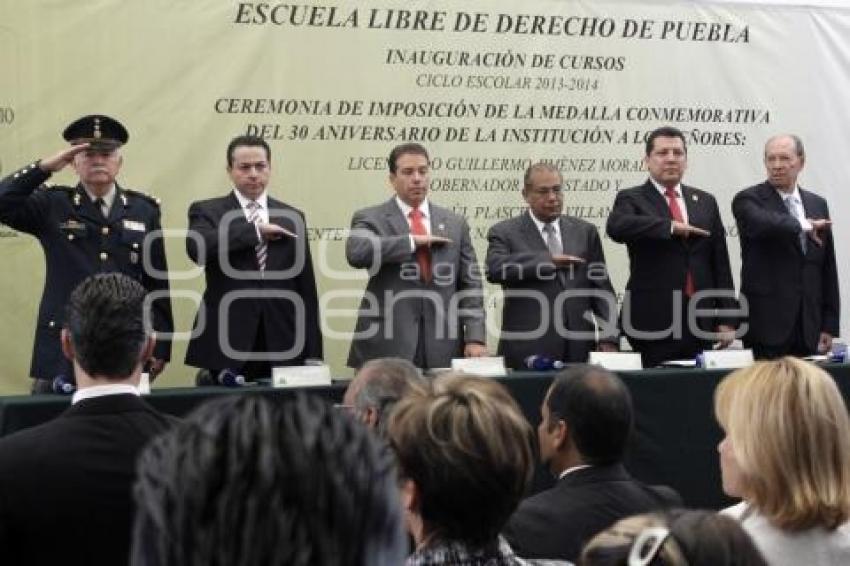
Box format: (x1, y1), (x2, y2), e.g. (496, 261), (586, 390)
(1, 271), (848, 564)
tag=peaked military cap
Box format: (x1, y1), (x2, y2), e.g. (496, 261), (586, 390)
(62, 114), (129, 151)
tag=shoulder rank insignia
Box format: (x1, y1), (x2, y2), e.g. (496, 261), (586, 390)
(122, 187), (161, 207)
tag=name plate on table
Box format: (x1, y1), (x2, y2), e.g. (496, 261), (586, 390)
(272, 364), (332, 388)
(588, 352), (643, 371)
(451, 356), (506, 377)
(699, 349), (754, 369)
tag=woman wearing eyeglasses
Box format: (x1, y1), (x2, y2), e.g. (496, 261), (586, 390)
(579, 510), (766, 566)
(715, 357), (850, 565)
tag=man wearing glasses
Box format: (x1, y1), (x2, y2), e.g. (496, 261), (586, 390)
(486, 162), (618, 369)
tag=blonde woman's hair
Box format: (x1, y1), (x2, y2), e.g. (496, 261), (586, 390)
(714, 357), (850, 530)
(387, 373), (534, 546)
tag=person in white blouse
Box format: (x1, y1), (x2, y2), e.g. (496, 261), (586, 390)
(715, 357), (850, 566)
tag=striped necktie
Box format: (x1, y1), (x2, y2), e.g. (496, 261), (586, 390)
(246, 200), (267, 272)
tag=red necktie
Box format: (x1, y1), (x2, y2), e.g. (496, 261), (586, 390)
(664, 187), (695, 297)
(408, 208), (431, 283)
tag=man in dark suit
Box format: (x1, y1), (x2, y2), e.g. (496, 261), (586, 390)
(486, 162), (618, 369)
(733, 134), (839, 358)
(346, 143), (485, 369)
(185, 135), (322, 380)
(502, 365), (681, 562)
(0, 273), (176, 566)
(0, 115), (172, 392)
(606, 126), (737, 367)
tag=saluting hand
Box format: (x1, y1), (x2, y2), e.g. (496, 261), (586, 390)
(38, 143), (90, 173)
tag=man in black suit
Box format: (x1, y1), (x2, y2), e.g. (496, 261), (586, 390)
(607, 126), (737, 367)
(0, 115), (172, 392)
(486, 162), (618, 369)
(0, 273), (176, 566)
(733, 134), (839, 358)
(502, 365), (681, 562)
(185, 135), (322, 380)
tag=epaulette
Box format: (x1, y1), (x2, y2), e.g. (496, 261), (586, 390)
(122, 187), (162, 207)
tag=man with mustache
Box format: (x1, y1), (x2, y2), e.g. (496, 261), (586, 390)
(0, 115), (172, 392)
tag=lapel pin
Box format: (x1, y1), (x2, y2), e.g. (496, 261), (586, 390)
(121, 194), (128, 207)
(692, 195), (698, 201)
(73, 193), (81, 207)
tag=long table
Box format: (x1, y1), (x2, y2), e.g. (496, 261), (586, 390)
(2, 364), (848, 510)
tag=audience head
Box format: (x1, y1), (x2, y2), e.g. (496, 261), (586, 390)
(343, 357), (426, 436)
(388, 373), (534, 548)
(540, 365), (633, 474)
(714, 357), (850, 531)
(131, 394), (406, 566)
(580, 509), (767, 566)
(62, 272), (154, 383)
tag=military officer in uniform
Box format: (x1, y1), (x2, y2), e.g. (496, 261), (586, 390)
(0, 115), (172, 393)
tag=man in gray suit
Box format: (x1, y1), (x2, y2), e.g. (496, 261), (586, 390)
(346, 143), (486, 369)
(486, 162), (618, 369)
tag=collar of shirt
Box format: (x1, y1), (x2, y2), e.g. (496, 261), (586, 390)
(650, 177), (688, 223)
(395, 196), (430, 220)
(650, 177), (683, 199)
(558, 464), (592, 480)
(777, 185), (803, 205)
(233, 189), (269, 222)
(527, 209), (561, 240)
(72, 383), (140, 405)
(83, 184), (117, 210)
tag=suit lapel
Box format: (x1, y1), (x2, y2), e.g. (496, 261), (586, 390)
(521, 212), (548, 251)
(383, 198), (410, 237)
(681, 186), (705, 228)
(641, 181), (671, 218)
(761, 183), (803, 254)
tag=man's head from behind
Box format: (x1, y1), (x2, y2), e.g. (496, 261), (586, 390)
(343, 357), (426, 435)
(538, 365), (633, 475)
(61, 273), (154, 383)
(131, 394), (406, 566)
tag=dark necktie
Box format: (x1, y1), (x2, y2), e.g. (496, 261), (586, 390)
(93, 197), (108, 219)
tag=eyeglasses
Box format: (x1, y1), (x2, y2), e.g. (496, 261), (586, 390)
(529, 186), (563, 196)
(628, 526), (671, 566)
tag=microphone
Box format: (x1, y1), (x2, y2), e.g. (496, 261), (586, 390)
(52, 374), (76, 394)
(216, 369), (246, 387)
(524, 355), (566, 371)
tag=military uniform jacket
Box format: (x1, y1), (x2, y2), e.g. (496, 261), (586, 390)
(0, 161), (173, 380)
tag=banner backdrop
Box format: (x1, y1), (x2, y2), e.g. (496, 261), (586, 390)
(1, 0), (848, 393)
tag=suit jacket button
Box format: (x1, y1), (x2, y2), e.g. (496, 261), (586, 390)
(132, 242), (139, 249)
(101, 227), (109, 235)
(67, 234), (75, 241)
(99, 252), (108, 261)
(48, 320), (55, 328)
